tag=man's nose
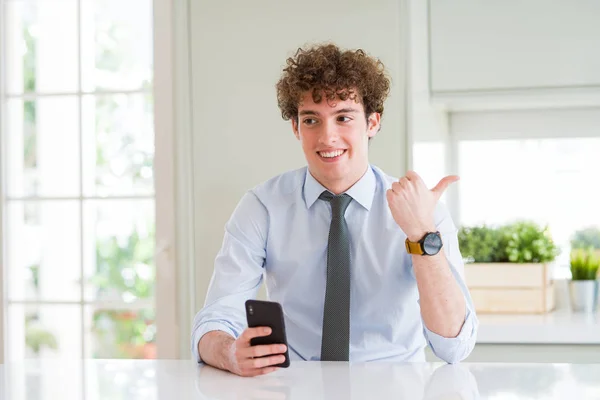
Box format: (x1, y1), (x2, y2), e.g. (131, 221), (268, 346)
(318, 121), (339, 145)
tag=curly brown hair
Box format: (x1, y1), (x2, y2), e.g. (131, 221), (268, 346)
(276, 43), (391, 122)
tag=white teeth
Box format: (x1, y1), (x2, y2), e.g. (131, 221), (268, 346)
(319, 150), (344, 158)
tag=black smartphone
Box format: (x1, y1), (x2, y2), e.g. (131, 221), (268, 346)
(245, 299), (291, 368)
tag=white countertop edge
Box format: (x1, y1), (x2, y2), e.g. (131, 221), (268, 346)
(475, 311), (600, 344)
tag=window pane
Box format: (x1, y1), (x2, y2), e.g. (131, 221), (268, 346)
(8, 305), (82, 361)
(458, 138), (600, 272)
(6, 97), (80, 198)
(5, 0), (78, 94)
(82, 94), (154, 197)
(412, 141), (446, 188)
(81, 0), (153, 91)
(83, 200), (155, 302)
(85, 307), (155, 359)
(6, 201), (81, 301)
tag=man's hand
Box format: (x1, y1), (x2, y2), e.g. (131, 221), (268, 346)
(386, 171), (459, 241)
(227, 327), (288, 377)
(386, 171), (468, 343)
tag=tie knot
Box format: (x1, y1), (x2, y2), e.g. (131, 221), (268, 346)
(319, 191), (352, 218)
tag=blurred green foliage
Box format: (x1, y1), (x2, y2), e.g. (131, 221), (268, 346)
(459, 220), (560, 264)
(91, 226), (155, 358)
(571, 227), (600, 250)
(570, 248), (600, 280)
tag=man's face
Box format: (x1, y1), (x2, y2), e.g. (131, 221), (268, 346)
(292, 91), (380, 193)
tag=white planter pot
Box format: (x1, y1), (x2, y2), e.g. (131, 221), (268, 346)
(569, 280), (599, 313)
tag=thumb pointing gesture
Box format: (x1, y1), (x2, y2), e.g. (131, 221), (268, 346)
(431, 175), (460, 201)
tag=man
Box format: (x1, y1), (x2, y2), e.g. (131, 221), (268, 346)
(191, 43), (478, 377)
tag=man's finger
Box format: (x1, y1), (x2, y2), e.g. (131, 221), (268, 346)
(241, 326), (272, 342)
(431, 175), (460, 199)
(243, 344), (287, 359)
(405, 170), (424, 183)
(244, 354), (286, 369)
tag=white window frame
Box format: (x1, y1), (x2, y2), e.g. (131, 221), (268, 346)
(0, 0), (183, 361)
(153, 0), (184, 359)
(0, 0), (5, 366)
(154, 0), (198, 359)
(449, 108), (600, 142)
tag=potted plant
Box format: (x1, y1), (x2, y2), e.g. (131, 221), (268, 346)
(569, 248), (599, 313)
(459, 220), (560, 314)
(458, 225), (503, 264)
(502, 221), (560, 264)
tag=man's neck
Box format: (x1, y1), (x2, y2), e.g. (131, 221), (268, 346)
(313, 165), (369, 195)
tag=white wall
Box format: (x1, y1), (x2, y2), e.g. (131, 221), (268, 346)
(450, 108), (600, 141)
(429, 0), (600, 93)
(188, 0), (407, 310)
(407, 0), (448, 144)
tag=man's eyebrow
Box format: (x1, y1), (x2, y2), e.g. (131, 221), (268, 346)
(333, 108), (360, 114)
(298, 108), (360, 116)
(298, 110), (319, 116)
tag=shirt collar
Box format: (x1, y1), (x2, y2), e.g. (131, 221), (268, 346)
(303, 166), (376, 211)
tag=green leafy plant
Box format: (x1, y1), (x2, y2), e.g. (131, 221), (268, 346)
(458, 225), (503, 263)
(570, 248), (600, 280)
(502, 221), (560, 263)
(571, 227), (600, 250)
(25, 315), (58, 355)
(458, 221), (559, 264)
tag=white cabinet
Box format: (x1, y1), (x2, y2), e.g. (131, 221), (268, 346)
(429, 0), (600, 93)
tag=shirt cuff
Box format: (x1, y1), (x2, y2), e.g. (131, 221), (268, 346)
(423, 303), (478, 364)
(191, 322), (237, 364)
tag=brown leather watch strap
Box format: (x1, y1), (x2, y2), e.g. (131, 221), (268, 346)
(405, 238), (424, 255)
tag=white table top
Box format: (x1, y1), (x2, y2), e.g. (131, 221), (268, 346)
(1, 359), (600, 399)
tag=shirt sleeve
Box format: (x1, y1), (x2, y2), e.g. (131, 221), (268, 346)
(190, 191), (268, 363)
(421, 202), (479, 364)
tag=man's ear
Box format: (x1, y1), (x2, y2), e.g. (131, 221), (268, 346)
(292, 118), (300, 140)
(367, 112), (381, 138)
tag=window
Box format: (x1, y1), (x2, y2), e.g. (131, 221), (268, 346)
(412, 108), (600, 278)
(1, 0), (155, 366)
(412, 141), (446, 189)
(458, 137), (600, 277)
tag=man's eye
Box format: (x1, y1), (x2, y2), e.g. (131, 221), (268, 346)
(303, 118), (317, 125)
(338, 116), (351, 122)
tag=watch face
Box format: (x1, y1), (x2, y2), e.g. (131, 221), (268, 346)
(423, 233), (442, 255)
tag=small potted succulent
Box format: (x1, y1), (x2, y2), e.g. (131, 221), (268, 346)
(569, 248), (599, 313)
(569, 227), (600, 312)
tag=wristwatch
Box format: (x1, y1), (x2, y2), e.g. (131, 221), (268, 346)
(405, 231), (443, 256)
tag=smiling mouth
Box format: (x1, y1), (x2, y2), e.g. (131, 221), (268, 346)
(318, 149), (347, 160)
